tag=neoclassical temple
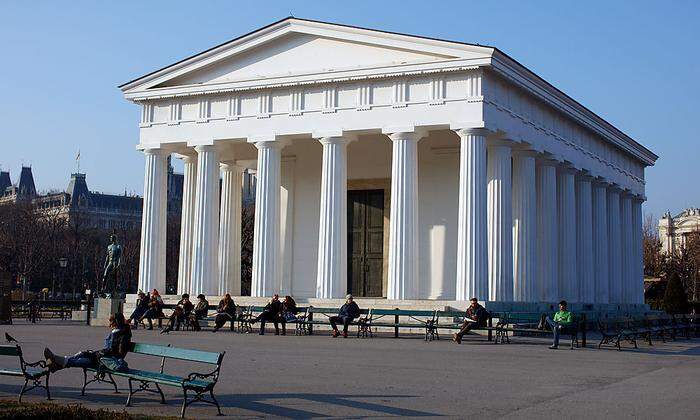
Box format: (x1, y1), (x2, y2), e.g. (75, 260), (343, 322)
(120, 18), (657, 306)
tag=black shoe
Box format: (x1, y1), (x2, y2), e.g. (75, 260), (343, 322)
(549, 345), (558, 350)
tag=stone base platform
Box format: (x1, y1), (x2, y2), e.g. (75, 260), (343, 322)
(123, 294), (649, 319)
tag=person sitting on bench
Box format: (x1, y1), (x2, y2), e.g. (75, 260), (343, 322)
(329, 295), (361, 338)
(189, 294), (209, 331)
(280, 295), (299, 334)
(453, 297), (488, 344)
(252, 294), (284, 335)
(128, 290), (149, 329)
(44, 313), (132, 372)
(542, 300), (573, 349)
(161, 293), (194, 334)
(212, 294), (236, 333)
(140, 289), (164, 330)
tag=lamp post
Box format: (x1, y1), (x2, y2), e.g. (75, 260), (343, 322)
(57, 258), (68, 299)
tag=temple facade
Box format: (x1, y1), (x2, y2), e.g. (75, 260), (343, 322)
(121, 18), (657, 307)
(659, 209), (700, 255)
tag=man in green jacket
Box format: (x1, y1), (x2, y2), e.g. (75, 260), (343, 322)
(545, 300), (573, 349)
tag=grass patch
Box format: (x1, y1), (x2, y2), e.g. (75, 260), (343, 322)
(0, 400), (175, 419)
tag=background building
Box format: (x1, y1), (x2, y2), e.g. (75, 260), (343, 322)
(659, 209), (700, 254)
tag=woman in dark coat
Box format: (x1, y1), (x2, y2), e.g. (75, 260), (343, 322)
(212, 294), (236, 333)
(129, 290), (149, 329)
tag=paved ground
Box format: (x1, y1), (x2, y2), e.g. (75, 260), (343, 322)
(0, 320), (698, 419)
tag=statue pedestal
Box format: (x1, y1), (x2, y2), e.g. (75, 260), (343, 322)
(90, 297), (125, 326)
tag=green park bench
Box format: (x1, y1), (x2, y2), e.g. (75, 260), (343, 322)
(496, 312), (582, 348)
(598, 317), (638, 350)
(427, 310), (497, 342)
(83, 342), (225, 418)
(0, 344), (51, 402)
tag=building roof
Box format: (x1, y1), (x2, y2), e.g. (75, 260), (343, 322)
(119, 17), (658, 167)
(17, 167), (36, 197)
(0, 171), (10, 194)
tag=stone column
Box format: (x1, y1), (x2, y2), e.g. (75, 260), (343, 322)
(387, 132), (420, 300)
(455, 129), (488, 301)
(632, 198), (644, 304)
(575, 174), (594, 303)
(316, 136), (349, 299)
(218, 162), (243, 296)
(177, 155), (197, 295)
(251, 141), (282, 297)
(190, 145), (220, 296)
(592, 180), (609, 304)
(138, 148), (168, 294)
(620, 193), (634, 304)
(536, 160), (558, 302)
(487, 143), (513, 302)
(607, 187), (622, 303)
(512, 151), (537, 302)
(557, 167), (577, 302)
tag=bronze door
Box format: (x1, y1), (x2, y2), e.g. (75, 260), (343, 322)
(348, 189), (384, 297)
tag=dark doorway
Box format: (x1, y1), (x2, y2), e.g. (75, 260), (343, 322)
(348, 189), (384, 297)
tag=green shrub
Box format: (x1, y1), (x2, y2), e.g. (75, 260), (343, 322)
(663, 271), (689, 314)
(0, 400), (171, 420)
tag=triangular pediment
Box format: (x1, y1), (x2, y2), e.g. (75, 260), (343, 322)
(156, 32), (458, 88)
(121, 18), (494, 94)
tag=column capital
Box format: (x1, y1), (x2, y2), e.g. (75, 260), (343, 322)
(220, 161), (244, 172)
(386, 131), (423, 142)
(592, 176), (611, 187)
(174, 153), (197, 164)
(318, 136), (350, 146)
(556, 163), (579, 175)
(194, 144), (217, 153)
(575, 171), (595, 182)
(512, 149), (539, 159)
(143, 148), (168, 156)
(254, 141), (284, 150)
(454, 127), (490, 138)
(607, 184), (623, 194)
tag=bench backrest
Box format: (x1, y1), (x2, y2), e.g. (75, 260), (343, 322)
(0, 345), (20, 357)
(131, 343), (222, 365)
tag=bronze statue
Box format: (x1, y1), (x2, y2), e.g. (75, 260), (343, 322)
(101, 234), (123, 296)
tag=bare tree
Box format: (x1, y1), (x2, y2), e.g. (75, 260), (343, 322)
(643, 213), (662, 277)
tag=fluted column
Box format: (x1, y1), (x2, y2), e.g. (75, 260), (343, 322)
(138, 148), (168, 293)
(387, 132), (420, 300)
(218, 162), (243, 296)
(536, 160), (558, 302)
(512, 151), (537, 302)
(251, 141), (282, 297)
(455, 129), (488, 301)
(487, 143), (513, 302)
(592, 180), (609, 304)
(607, 187), (622, 303)
(632, 198), (644, 304)
(557, 167), (577, 302)
(177, 154), (197, 295)
(190, 145), (220, 296)
(620, 193), (634, 304)
(316, 136), (349, 299)
(576, 174), (594, 303)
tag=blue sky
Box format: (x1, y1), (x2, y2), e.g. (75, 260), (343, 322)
(1, 0), (698, 219)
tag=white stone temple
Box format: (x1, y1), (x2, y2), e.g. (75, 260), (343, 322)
(659, 209), (700, 255)
(120, 18), (657, 310)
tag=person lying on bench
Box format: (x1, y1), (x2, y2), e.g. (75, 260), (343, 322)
(128, 290), (149, 329)
(542, 300), (573, 349)
(189, 294), (209, 331)
(452, 297), (488, 344)
(44, 313), (132, 372)
(251, 294), (284, 335)
(212, 294), (236, 333)
(329, 295), (361, 338)
(161, 293), (194, 334)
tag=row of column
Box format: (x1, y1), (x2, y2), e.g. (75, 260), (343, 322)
(137, 128), (644, 304)
(138, 146), (244, 297)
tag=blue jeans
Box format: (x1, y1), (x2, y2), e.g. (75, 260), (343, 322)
(545, 317), (561, 347)
(65, 351), (98, 368)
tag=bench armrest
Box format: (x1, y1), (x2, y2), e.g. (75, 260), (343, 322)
(183, 369), (219, 385)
